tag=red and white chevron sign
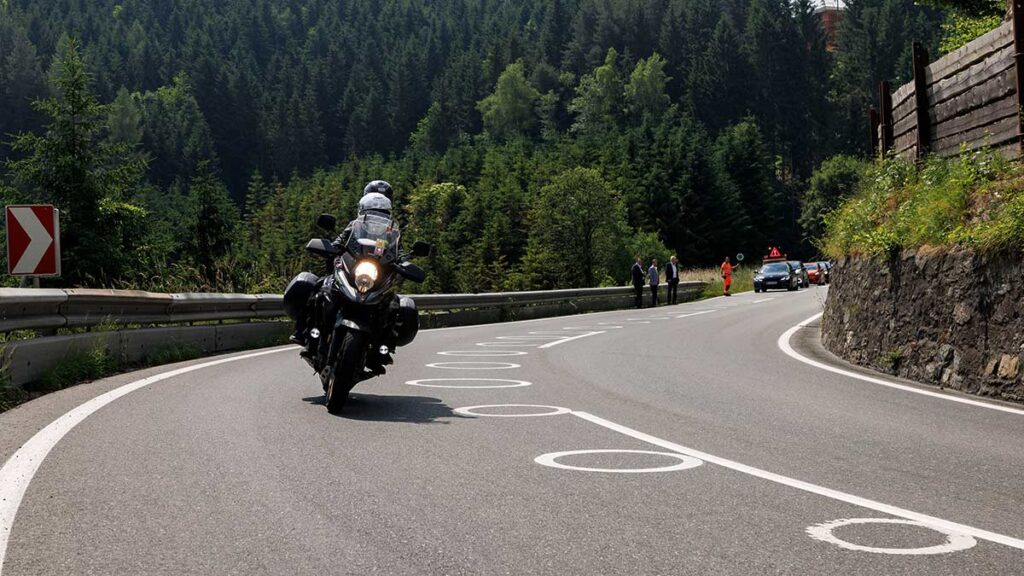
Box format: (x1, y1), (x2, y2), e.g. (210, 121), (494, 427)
(5, 205), (61, 277)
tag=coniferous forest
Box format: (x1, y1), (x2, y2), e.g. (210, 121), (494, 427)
(0, 0), (960, 292)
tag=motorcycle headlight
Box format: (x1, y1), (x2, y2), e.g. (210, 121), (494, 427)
(354, 260), (380, 293)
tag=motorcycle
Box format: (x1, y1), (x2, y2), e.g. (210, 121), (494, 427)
(286, 212), (430, 414)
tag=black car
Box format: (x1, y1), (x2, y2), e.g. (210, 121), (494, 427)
(754, 262), (801, 292)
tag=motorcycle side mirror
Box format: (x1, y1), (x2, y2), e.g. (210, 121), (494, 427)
(411, 241), (433, 258)
(397, 262), (427, 283)
(316, 213), (337, 233)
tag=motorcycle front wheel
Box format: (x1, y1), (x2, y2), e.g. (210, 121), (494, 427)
(325, 330), (367, 414)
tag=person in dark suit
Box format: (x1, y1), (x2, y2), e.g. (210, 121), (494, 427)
(630, 256), (645, 309)
(665, 255), (680, 305)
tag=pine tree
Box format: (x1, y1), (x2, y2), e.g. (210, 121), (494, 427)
(186, 162), (239, 284)
(6, 37), (148, 285)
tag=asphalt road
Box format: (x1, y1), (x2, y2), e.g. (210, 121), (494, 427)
(2, 286), (1022, 575)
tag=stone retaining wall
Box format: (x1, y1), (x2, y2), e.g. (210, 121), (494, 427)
(822, 247), (1023, 402)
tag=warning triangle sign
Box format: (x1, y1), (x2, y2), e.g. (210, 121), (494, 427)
(768, 246), (782, 258)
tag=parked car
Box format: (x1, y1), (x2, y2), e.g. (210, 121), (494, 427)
(754, 261), (801, 292)
(787, 260), (810, 288)
(804, 262), (825, 285)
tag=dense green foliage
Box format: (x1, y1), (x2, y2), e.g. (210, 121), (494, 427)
(800, 155), (868, 247)
(0, 0), (952, 292)
(822, 149), (1024, 256)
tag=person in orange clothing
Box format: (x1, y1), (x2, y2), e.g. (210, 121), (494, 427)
(721, 256), (734, 296)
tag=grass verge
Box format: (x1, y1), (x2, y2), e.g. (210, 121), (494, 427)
(681, 266), (755, 299)
(823, 148), (1024, 257)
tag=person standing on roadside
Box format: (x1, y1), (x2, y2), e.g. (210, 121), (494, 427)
(631, 256), (645, 309)
(648, 258), (660, 307)
(665, 255), (680, 305)
(721, 256), (734, 297)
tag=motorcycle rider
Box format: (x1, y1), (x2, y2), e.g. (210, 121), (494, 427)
(289, 180), (397, 355)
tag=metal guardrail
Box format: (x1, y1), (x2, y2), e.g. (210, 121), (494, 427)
(0, 284), (703, 333)
(0, 283), (705, 386)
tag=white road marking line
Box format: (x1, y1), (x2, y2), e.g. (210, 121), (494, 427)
(438, 350), (527, 357)
(454, 404), (571, 418)
(752, 298), (774, 304)
(0, 346), (295, 574)
(805, 518), (976, 555)
(405, 378), (531, 389)
(475, 342), (541, 347)
(495, 335), (561, 340)
(534, 449), (703, 474)
(675, 310), (716, 320)
(425, 361), (521, 370)
(779, 313), (1024, 417)
(570, 410), (1024, 551)
(537, 331), (605, 349)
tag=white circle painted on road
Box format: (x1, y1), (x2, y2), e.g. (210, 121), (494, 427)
(405, 378), (532, 389)
(454, 404), (571, 418)
(426, 362), (521, 370)
(805, 518), (977, 555)
(534, 449), (704, 473)
(438, 350), (527, 357)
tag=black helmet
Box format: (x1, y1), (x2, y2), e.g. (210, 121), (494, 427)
(363, 180), (393, 201)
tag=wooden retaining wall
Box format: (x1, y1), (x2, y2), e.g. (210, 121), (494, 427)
(873, 1), (1024, 159)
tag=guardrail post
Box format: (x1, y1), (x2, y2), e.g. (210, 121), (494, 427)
(869, 107), (880, 157)
(1014, 0), (1024, 155)
(912, 42), (931, 159)
(879, 81), (894, 155)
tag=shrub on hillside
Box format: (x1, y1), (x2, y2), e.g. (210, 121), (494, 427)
(822, 148), (1022, 257)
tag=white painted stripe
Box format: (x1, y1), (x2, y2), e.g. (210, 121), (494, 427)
(675, 310), (716, 320)
(752, 298), (774, 304)
(537, 331), (604, 349)
(570, 410), (1024, 551)
(779, 313), (1024, 417)
(0, 346), (295, 574)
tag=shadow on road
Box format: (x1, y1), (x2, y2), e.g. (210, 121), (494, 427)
(302, 393), (468, 424)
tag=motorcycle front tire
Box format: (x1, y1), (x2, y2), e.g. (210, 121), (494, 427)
(325, 331), (367, 414)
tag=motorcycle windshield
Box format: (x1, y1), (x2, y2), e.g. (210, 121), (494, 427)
(346, 214), (401, 264)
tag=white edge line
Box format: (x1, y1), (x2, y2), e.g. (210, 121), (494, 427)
(537, 331), (605, 349)
(0, 346), (295, 574)
(779, 313), (1024, 417)
(675, 310), (716, 320)
(570, 410), (1024, 551)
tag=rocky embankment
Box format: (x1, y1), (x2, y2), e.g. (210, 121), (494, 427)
(822, 247), (1023, 402)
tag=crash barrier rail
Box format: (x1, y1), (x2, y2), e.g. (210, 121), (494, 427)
(873, 7), (1024, 160)
(0, 283), (704, 386)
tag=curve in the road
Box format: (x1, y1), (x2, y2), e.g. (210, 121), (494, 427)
(779, 313), (1024, 417)
(0, 347), (293, 574)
